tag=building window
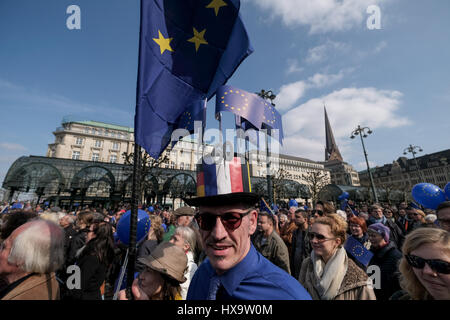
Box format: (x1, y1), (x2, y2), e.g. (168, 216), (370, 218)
(92, 153), (99, 162)
(110, 154), (117, 163)
(85, 127), (90, 134)
(112, 142), (120, 150)
(170, 161), (175, 169)
(118, 132), (122, 139)
(76, 137), (83, 145)
(111, 131), (116, 138)
(95, 140), (102, 148)
(72, 151), (80, 160)
(180, 162), (184, 170)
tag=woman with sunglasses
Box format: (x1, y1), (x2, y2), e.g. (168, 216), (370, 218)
(392, 228), (450, 300)
(298, 214), (376, 300)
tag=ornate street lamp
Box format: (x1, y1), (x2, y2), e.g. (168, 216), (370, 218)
(257, 89), (276, 206)
(403, 144), (424, 182)
(350, 125), (378, 203)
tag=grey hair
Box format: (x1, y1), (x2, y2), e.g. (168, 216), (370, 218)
(8, 220), (65, 274)
(174, 226), (197, 255)
(279, 214), (288, 222)
(63, 214), (75, 224)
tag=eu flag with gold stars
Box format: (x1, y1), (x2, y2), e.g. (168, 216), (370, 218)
(215, 85), (284, 144)
(215, 85), (265, 129)
(344, 236), (374, 267)
(135, 0), (253, 158)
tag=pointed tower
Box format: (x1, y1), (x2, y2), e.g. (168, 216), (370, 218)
(324, 106), (343, 162)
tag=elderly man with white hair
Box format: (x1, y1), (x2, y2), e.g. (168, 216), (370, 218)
(0, 219), (65, 300)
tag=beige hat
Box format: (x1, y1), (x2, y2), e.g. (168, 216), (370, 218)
(173, 206), (195, 217)
(137, 242), (187, 283)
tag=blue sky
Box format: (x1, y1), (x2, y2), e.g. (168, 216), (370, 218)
(1, 0), (450, 185)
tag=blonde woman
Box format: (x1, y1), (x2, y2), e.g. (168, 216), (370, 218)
(393, 228), (450, 300)
(136, 214), (165, 272)
(298, 214), (376, 300)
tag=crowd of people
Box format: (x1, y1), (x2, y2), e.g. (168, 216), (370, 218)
(0, 197), (449, 300)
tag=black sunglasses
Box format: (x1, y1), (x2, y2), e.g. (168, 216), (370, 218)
(195, 210), (253, 232)
(405, 254), (450, 274)
(308, 232), (335, 242)
(311, 210), (324, 217)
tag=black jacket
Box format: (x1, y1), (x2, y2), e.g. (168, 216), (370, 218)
(135, 239), (159, 272)
(369, 242), (402, 301)
(66, 231), (87, 267)
(68, 254), (107, 300)
(290, 227), (311, 279)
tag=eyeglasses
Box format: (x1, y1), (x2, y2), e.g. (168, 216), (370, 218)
(308, 232), (336, 242)
(311, 210), (323, 217)
(405, 254), (450, 274)
(195, 210), (253, 232)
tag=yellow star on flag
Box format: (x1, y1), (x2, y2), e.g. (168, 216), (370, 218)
(188, 28), (208, 52)
(153, 30), (174, 55)
(206, 0), (228, 16)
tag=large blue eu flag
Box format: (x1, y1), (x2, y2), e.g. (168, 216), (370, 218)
(135, 0), (253, 158)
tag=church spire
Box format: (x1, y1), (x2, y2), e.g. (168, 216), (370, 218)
(324, 106), (343, 162)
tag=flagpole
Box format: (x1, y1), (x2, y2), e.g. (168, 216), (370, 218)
(127, 142), (141, 297)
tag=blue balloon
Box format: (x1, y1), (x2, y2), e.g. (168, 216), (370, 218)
(11, 203), (23, 209)
(411, 183), (446, 210)
(445, 182), (450, 201)
(338, 191), (350, 201)
(116, 209), (151, 245)
(288, 199), (298, 208)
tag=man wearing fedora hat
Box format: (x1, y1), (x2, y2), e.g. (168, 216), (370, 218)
(185, 156), (311, 300)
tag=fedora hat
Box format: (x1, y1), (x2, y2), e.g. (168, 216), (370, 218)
(137, 242), (187, 283)
(173, 206), (195, 217)
(183, 154), (260, 207)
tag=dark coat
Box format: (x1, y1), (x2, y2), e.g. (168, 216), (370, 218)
(66, 230), (86, 266)
(368, 242), (402, 301)
(290, 227), (311, 279)
(135, 239), (159, 272)
(67, 254), (107, 300)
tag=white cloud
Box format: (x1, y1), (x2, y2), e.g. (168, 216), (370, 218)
(276, 70), (349, 111)
(247, 0), (384, 34)
(286, 59), (304, 74)
(281, 87), (410, 161)
(307, 70), (347, 88)
(0, 143), (27, 152)
(276, 81), (308, 112)
(305, 40), (350, 64)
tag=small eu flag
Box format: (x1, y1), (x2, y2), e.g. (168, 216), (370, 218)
(215, 85), (284, 144)
(344, 236), (373, 267)
(135, 0), (253, 158)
